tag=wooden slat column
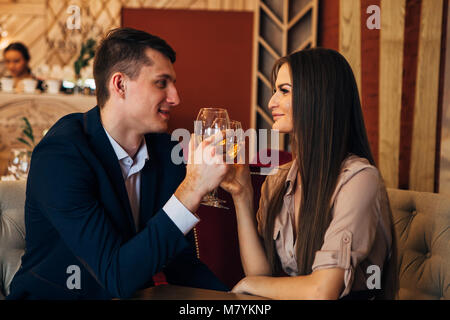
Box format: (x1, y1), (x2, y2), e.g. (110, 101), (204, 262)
(378, 0), (406, 188)
(410, 0), (445, 192)
(252, 0), (319, 151)
(339, 0), (362, 93)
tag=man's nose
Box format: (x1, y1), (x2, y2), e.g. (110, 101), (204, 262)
(167, 85), (180, 106)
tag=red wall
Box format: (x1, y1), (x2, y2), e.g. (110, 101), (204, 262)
(122, 9), (254, 134)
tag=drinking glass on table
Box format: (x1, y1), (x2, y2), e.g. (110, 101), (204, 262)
(195, 107), (230, 209)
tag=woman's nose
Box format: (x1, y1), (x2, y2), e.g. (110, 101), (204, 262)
(268, 93), (279, 110)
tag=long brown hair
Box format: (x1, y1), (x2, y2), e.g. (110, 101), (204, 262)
(264, 48), (397, 297)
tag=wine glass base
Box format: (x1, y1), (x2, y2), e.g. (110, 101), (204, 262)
(201, 200), (229, 210)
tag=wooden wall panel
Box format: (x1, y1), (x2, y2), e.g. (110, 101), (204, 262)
(253, 0), (319, 151)
(319, 0), (447, 193)
(0, 0), (46, 69)
(339, 0), (361, 93)
(410, 0), (444, 192)
(439, 1), (450, 195)
(435, 0), (447, 193)
(378, 0), (406, 188)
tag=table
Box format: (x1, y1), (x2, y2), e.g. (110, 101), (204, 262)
(132, 284), (268, 300)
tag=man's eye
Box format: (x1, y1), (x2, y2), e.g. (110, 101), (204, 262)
(156, 80), (167, 88)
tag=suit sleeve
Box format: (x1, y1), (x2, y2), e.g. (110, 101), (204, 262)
(29, 137), (190, 298)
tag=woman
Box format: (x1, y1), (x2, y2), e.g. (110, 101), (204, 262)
(3, 42), (40, 92)
(221, 48), (397, 300)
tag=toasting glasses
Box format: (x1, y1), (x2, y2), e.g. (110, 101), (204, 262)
(227, 120), (244, 163)
(195, 107), (230, 209)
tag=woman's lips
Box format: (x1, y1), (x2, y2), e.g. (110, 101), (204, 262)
(272, 113), (284, 120)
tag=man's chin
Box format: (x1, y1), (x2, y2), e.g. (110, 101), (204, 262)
(145, 124), (169, 134)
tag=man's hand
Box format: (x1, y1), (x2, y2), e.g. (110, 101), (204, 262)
(175, 133), (230, 212)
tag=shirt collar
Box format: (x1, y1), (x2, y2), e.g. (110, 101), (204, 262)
(285, 160), (298, 196)
(103, 127), (149, 163)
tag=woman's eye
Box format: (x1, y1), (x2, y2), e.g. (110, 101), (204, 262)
(280, 88), (290, 94)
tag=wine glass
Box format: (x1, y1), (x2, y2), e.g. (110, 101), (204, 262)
(226, 120), (244, 164)
(7, 149), (31, 180)
(195, 108), (230, 209)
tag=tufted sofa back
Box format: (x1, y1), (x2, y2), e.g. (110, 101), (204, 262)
(387, 188), (450, 300)
(0, 180), (26, 299)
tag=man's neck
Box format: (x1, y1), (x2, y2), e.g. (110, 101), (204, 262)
(100, 104), (144, 158)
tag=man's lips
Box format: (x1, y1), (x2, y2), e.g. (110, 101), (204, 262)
(158, 108), (171, 119)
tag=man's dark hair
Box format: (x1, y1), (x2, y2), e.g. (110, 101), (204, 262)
(94, 27), (176, 108)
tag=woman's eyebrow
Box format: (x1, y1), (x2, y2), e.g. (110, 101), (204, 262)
(277, 83), (292, 88)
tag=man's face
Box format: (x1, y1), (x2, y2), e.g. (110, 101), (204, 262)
(122, 48), (180, 133)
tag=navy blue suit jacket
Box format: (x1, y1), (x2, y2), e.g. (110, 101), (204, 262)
(7, 106), (227, 299)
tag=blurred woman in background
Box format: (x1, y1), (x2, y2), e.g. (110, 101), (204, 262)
(3, 42), (41, 92)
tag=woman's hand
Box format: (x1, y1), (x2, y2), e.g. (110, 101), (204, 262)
(231, 269), (346, 300)
(220, 164), (253, 200)
(231, 277), (251, 295)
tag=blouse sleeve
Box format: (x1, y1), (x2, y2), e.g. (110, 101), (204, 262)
(311, 167), (381, 298)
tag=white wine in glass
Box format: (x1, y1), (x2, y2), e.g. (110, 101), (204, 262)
(195, 107), (230, 209)
(226, 120), (244, 162)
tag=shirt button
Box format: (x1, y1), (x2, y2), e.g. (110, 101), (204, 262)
(343, 236), (350, 243)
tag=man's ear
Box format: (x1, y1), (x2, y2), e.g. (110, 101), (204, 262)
(110, 72), (127, 99)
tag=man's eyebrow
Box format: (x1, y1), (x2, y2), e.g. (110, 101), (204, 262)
(156, 74), (176, 82)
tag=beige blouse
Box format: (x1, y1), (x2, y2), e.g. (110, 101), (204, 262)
(256, 154), (394, 298)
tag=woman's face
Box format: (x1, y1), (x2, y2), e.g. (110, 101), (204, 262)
(269, 63), (293, 133)
(4, 50), (29, 77)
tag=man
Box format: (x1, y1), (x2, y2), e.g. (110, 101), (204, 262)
(7, 28), (229, 299)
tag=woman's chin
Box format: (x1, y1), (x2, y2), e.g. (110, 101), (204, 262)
(271, 123), (291, 134)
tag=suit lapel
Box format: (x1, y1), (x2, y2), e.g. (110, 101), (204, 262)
(83, 106), (136, 234)
(139, 134), (159, 231)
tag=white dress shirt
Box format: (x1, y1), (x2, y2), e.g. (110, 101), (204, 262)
(103, 128), (199, 234)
